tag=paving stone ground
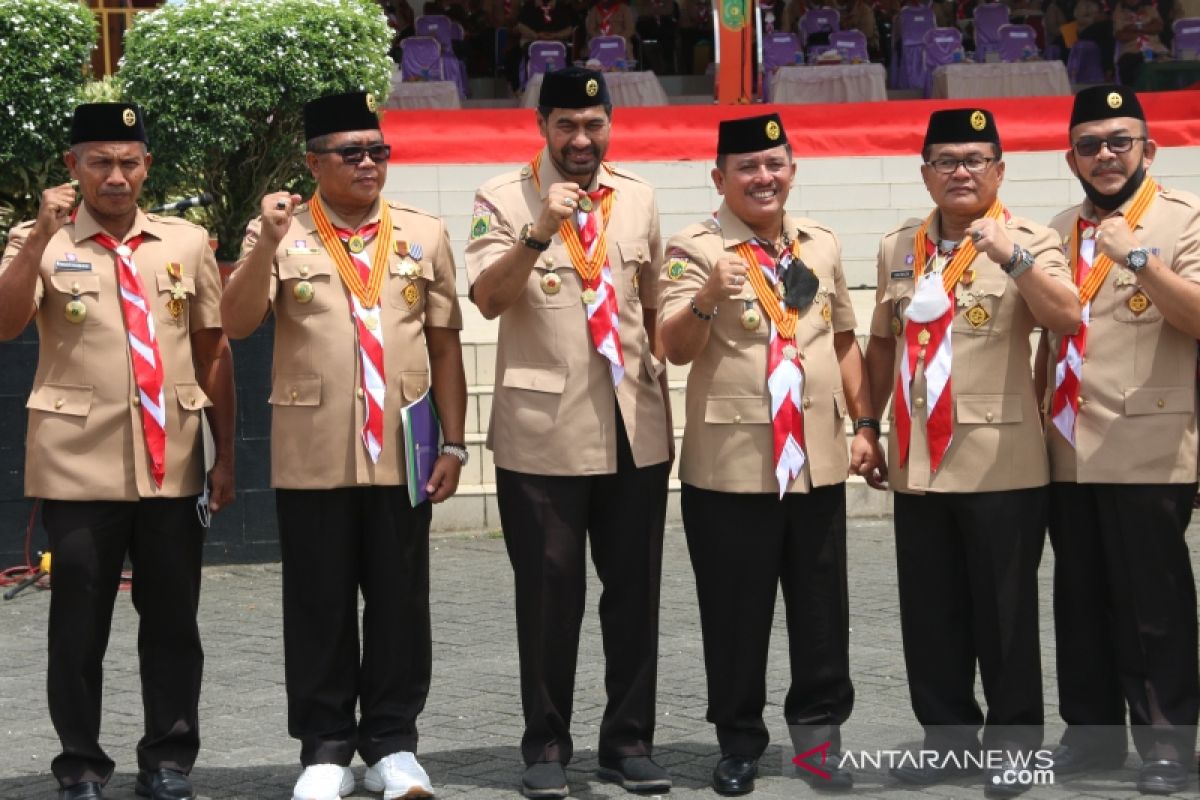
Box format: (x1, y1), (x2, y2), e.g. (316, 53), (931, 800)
(2, 518), (1198, 800)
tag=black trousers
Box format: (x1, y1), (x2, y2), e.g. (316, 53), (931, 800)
(893, 487), (1046, 752)
(42, 498), (204, 788)
(681, 483), (854, 759)
(495, 424), (669, 766)
(1049, 482), (1199, 761)
(276, 486), (432, 767)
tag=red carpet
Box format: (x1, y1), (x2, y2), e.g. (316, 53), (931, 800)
(382, 90), (1200, 164)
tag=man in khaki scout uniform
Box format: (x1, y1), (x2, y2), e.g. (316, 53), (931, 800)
(862, 109), (1081, 796)
(0, 103), (235, 800)
(1036, 85), (1200, 797)
(221, 92), (466, 800)
(658, 113), (882, 796)
(464, 68), (672, 799)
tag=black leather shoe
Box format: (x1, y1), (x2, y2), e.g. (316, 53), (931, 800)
(712, 755), (757, 796)
(59, 783), (103, 800)
(134, 768), (195, 800)
(597, 755), (672, 793)
(1049, 743), (1127, 774)
(794, 751), (853, 792)
(1137, 760), (1189, 795)
(521, 762), (569, 798)
(890, 761), (982, 785)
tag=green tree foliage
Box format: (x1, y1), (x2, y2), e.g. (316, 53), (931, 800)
(120, 0), (392, 260)
(0, 0), (96, 242)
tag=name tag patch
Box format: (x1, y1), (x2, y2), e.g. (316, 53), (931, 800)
(54, 260), (92, 272)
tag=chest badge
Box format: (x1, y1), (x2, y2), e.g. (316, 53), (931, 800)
(1127, 290), (1151, 315)
(540, 272), (562, 295)
(294, 281), (315, 304)
(964, 303), (991, 328)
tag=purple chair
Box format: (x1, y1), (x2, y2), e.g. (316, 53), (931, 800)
(762, 32), (803, 100)
(415, 14), (454, 47)
(892, 6), (935, 88)
(800, 7), (841, 42)
(589, 35), (628, 69)
(922, 26), (964, 96)
(400, 36), (445, 82)
(997, 23), (1039, 61)
(1067, 39), (1106, 83)
(973, 2), (1010, 61)
(831, 29), (869, 63)
(1173, 17), (1200, 59)
(523, 40), (568, 89)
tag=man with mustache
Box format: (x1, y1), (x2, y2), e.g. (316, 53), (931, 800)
(1036, 85), (1200, 796)
(0, 103), (235, 800)
(658, 113), (881, 795)
(222, 91), (467, 800)
(863, 108), (1080, 795)
(465, 67), (672, 798)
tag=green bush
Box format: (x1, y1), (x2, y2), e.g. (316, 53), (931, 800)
(120, 0), (393, 260)
(0, 0), (96, 242)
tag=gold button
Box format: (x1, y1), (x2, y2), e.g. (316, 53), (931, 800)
(1078, 397), (1087, 406)
(54, 398), (64, 409)
(357, 387), (365, 398)
(189, 396), (197, 406)
(985, 411), (994, 422)
(70, 282), (81, 294)
(914, 397), (926, 409)
(803, 397), (812, 409)
(637, 249), (645, 259)
(132, 396), (140, 407)
(733, 414), (742, 423)
(1157, 398), (1165, 408)
(290, 388), (298, 400)
(299, 266), (310, 278)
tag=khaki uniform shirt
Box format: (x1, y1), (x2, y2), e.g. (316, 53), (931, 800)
(232, 199), (462, 489)
(870, 210), (1074, 493)
(1043, 186), (1200, 484)
(1, 204), (222, 501)
(659, 204), (856, 494)
(464, 148), (670, 475)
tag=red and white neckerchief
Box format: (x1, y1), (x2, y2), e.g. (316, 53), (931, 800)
(894, 200), (1005, 472)
(1050, 177), (1159, 445)
(529, 151), (625, 385)
(538, 0), (554, 23)
(596, 0), (619, 33)
(730, 222), (806, 497)
(92, 228), (167, 488)
(336, 221), (386, 463)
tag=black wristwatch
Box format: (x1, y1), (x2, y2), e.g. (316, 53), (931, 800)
(1126, 247), (1150, 273)
(854, 417), (881, 436)
(519, 223), (551, 252)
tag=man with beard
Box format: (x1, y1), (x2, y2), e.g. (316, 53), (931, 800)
(1036, 85), (1200, 796)
(658, 113), (882, 795)
(0, 103), (235, 800)
(222, 91), (467, 800)
(863, 109), (1080, 796)
(464, 68), (672, 798)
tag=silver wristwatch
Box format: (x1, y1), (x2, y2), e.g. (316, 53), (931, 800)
(1003, 244), (1035, 279)
(440, 442), (469, 466)
(1125, 247), (1150, 273)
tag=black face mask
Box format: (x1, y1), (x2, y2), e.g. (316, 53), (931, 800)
(1079, 161), (1146, 213)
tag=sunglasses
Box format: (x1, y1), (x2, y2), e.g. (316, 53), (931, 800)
(311, 144), (392, 164)
(1071, 135), (1146, 157)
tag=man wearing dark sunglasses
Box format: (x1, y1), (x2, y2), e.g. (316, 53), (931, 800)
(1036, 84), (1200, 796)
(222, 91), (467, 800)
(864, 108), (1080, 796)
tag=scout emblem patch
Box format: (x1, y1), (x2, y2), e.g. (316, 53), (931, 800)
(1127, 290), (1150, 315)
(667, 258), (687, 280)
(470, 200), (494, 240)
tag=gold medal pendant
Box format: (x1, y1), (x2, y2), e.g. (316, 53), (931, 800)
(917, 329), (931, 345)
(891, 317), (902, 337)
(348, 235), (366, 255)
(1127, 290), (1150, 315)
(578, 196), (594, 213)
(581, 288), (597, 305)
(541, 272), (562, 295)
(740, 304), (761, 331)
(965, 303), (991, 328)
(364, 315), (379, 330)
(167, 298), (185, 319)
(403, 283), (420, 307)
(64, 299), (87, 323)
(293, 281), (315, 304)
(960, 267), (976, 286)
(821, 304), (832, 322)
(782, 344), (799, 361)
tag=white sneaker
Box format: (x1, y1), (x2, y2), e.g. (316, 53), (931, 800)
(364, 751), (435, 799)
(292, 764), (355, 800)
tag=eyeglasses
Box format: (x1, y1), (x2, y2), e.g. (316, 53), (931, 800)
(1071, 135), (1146, 157)
(311, 144), (392, 164)
(925, 156), (995, 175)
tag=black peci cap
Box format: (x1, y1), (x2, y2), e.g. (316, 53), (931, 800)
(303, 91), (382, 141)
(70, 103), (148, 145)
(538, 67), (611, 109)
(717, 113), (788, 155)
(922, 108), (1001, 151)
(1069, 85), (1146, 129)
